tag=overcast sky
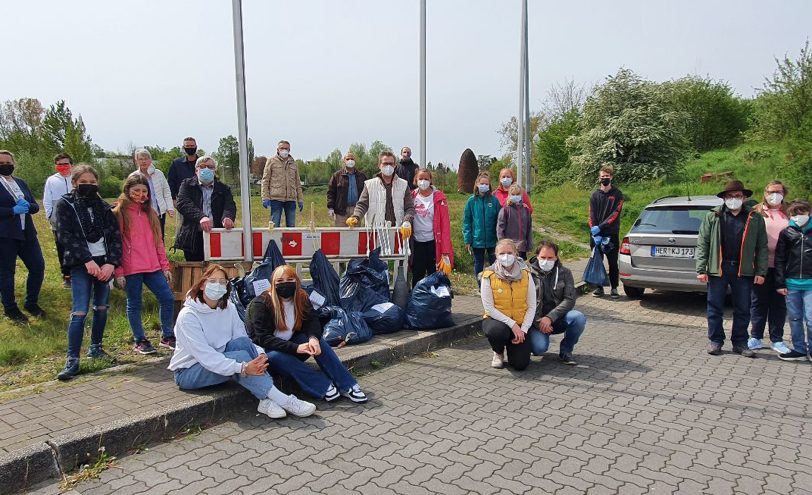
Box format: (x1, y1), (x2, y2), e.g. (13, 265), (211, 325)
(3, 0), (810, 165)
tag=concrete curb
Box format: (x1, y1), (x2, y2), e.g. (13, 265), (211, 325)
(0, 314), (483, 494)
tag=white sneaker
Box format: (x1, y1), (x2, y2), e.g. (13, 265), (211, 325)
(747, 337), (763, 350)
(772, 341), (791, 354)
(491, 351), (504, 369)
(257, 399), (286, 419)
(324, 383), (340, 402)
(340, 384), (369, 403)
(281, 395), (317, 417)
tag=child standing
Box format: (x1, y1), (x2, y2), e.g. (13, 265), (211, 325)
(497, 184), (533, 260)
(775, 199), (812, 361)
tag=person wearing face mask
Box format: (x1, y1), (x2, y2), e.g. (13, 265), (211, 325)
(588, 164), (624, 298)
(0, 150), (46, 323)
(394, 146), (419, 190)
(481, 239), (536, 370)
(170, 264), (316, 419)
(261, 140), (304, 227)
(245, 265), (368, 403)
(494, 168), (533, 212)
(43, 153), (75, 288)
(347, 151), (415, 241)
(112, 175), (175, 354)
(409, 169), (453, 287)
(168, 137), (199, 201)
(774, 200), (812, 361)
(497, 183), (533, 260)
(463, 172), (501, 283)
(326, 152), (367, 227)
(129, 149), (175, 239)
(747, 181), (791, 354)
(174, 156), (237, 262)
(54, 165), (123, 380)
(528, 240), (586, 365)
(696, 180), (768, 358)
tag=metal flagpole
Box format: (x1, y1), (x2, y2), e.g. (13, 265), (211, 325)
(516, 0), (527, 188)
(231, 0), (253, 262)
(522, 0), (531, 189)
(419, 0), (427, 167)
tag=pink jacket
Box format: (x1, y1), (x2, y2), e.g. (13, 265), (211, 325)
(115, 203), (170, 277)
(410, 188), (454, 267)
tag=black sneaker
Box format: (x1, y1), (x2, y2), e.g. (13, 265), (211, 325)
(559, 352), (577, 365)
(87, 344), (113, 360)
(324, 383), (340, 402)
(24, 304), (46, 318)
(610, 288), (619, 299)
(57, 357), (80, 381)
(133, 339), (157, 355)
(732, 345), (756, 358)
(707, 342), (722, 355)
(592, 287), (605, 297)
(340, 385), (369, 403)
(779, 350), (808, 361)
(159, 337), (176, 350)
(4, 307), (28, 323)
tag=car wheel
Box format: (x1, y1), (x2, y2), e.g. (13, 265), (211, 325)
(623, 285), (645, 299)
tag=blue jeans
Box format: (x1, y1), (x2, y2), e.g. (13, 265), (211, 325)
(707, 262), (753, 346)
(529, 310), (587, 355)
(125, 270), (175, 341)
(472, 247), (495, 282)
(265, 332), (356, 399)
(67, 267), (111, 359)
(785, 289), (812, 354)
(270, 200), (296, 227)
(0, 237), (45, 311)
(174, 337), (275, 400)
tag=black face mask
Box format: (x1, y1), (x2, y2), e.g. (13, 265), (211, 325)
(184, 147), (197, 156)
(600, 178), (611, 186)
(276, 282), (296, 299)
(0, 164), (14, 176)
(76, 183), (99, 198)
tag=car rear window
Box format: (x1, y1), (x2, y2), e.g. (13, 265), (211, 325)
(631, 206), (714, 234)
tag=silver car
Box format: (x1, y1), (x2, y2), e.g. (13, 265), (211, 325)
(618, 195), (722, 298)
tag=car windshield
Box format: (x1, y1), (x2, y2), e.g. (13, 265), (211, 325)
(631, 206), (714, 234)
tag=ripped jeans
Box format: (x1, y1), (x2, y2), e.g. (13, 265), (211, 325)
(66, 266), (111, 359)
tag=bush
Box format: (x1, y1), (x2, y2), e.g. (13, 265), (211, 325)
(99, 175), (123, 199)
(535, 109), (580, 179)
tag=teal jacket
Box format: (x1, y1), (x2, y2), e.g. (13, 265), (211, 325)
(463, 193), (501, 249)
(696, 204), (768, 278)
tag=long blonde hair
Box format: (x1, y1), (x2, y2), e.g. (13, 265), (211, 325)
(112, 174), (163, 249)
(264, 265), (309, 332)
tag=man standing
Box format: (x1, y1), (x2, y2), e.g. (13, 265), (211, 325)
(696, 180), (768, 358)
(43, 153), (74, 288)
(327, 152), (366, 227)
(174, 156), (236, 262)
(261, 140), (303, 227)
(168, 137), (199, 200)
(347, 151), (415, 239)
(588, 164), (624, 298)
(395, 146), (418, 191)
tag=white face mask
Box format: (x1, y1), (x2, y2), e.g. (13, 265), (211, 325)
(498, 253), (515, 267)
(791, 214), (810, 227)
(204, 282), (227, 301)
(345, 160), (355, 168)
(279, 150), (290, 159)
(767, 192), (783, 206)
(417, 179), (431, 191)
(537, 259), (555, 272)
(510, 195), (522, 204)
(147, 164), (156, 175)
(478, 184), (490, 194)
(724, 197), (743, 211)
(500, 177), (513, 187)
(381, 165), (395, 177)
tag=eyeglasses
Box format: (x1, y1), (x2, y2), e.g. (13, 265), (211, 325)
(206, 278), (229, 286)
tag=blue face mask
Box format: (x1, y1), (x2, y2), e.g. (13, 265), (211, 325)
(510, 195), (522, 204)
(500, 177), (513, 187)
(478, 184), (490, 194)
(198, 168), (215, 184)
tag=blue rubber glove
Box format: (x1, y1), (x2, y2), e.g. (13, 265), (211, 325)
(592, 235), (603, 246)
(261, 199), (271, 209)
(298, 201), (304, 212)
(12, 203), (29, 215)
(590, 226), (600, 236)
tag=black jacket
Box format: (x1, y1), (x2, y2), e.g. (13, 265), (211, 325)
(588, 187), (624, 236)
(168, 156), (197, 199)
(395, 159), (418, 190)
(327, 169), (367, 215)
(528, 258), (577, 324)
(775, 223), (812, 289)
(54, 193), (122, 268)
(0, 177), (39, 241)
(174, 177), (237, 253)
(244, 293), (323, 355)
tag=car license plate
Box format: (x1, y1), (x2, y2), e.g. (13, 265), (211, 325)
(651, 246), (694, 258)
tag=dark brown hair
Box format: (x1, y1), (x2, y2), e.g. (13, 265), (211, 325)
(787, 199), (811, 216)
(536, 239), (559, 257)
(54, 153), (73, 164)
(187, 264), (231, 309)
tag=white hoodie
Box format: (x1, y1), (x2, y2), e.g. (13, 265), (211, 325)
(168, 297), (264, 375)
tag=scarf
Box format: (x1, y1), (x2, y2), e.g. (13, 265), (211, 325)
(74, 192), (107, 243)
(488, 258), (526, 282)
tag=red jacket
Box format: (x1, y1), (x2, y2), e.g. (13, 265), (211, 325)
(494, 186), (534, 214)
(410, 188), (454, 267)
(115, 203), (170, 277)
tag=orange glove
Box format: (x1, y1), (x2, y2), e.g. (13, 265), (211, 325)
(400, 221), (412, 239)
(437, 254), (452, 274)
(345, 216), (359, 228)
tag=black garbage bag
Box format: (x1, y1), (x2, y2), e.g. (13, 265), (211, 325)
(230, 276), (248, 321)
(582, 246), (608, 287)
(405, 272), (454, 329)
(340, 247), (390, 312)
(321, 307), (373, 347)
(243, 240), (286, 301)
(308, 249), (341, 308)
(362, 302), (404, 334)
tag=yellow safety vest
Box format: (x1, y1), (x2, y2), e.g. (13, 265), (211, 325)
(482, 269), (529, 322)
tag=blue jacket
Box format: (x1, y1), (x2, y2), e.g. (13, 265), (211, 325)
(0, 177), (39, 241)
(463, 193), (501, 249)
(168, 156), (198, 199)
